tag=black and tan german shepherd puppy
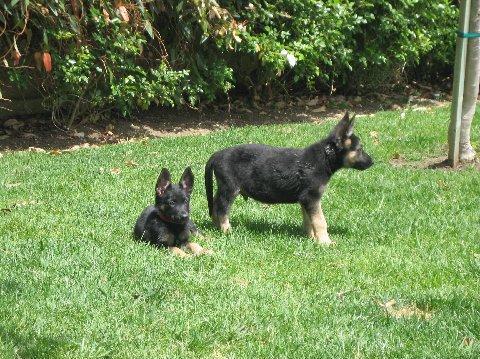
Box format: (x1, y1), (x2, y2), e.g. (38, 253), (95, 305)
(134, 167), (212, 257)
(204, 112), (373, 245)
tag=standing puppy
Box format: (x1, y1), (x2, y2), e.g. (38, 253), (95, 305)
(134, 167), (211, 257)
(204, 112), (373, 245)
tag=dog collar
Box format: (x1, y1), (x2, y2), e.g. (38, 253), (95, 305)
(158, 212), (175, 223)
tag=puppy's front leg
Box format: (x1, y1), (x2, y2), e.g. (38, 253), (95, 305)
(306, 201), (333, 246)
(185, 242), (214, 256)
(187, 220), (203, 237)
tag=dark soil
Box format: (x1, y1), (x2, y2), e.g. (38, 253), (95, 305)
(0, 94), (447, 152)
(391, 155), (480, 171)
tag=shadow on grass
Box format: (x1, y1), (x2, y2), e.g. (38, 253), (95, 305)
(0, 324), (69, 359)
(197, 216), (349, 239)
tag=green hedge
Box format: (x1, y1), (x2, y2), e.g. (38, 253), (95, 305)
(0, 1), (457, 123)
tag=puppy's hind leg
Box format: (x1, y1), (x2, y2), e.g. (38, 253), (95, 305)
(212, 184), (237, 234)
(301, 205), (314, 238)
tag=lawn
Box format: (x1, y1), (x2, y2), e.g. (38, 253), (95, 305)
(0, 105), (479, 359)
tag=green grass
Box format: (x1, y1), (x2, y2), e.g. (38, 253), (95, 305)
(0, 106), (479, 358)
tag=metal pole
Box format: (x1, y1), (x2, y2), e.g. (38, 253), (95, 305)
(448, 0), (471, 167)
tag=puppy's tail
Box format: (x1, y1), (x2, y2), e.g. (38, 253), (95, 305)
(204, 157), (215, 217)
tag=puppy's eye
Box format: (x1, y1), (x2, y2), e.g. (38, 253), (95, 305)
(168, 200), (175, 206)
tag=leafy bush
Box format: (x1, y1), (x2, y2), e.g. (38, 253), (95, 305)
(0, 1), (457, 124)
(0, 1), (238, 123)
(223, 0), (457, 92)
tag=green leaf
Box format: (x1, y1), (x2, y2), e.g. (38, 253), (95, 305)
(136, 0), (145, 14)
(145, 20), (154, 39)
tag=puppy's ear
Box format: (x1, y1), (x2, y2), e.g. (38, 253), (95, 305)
(156, 168), (171, 196)
(346, 113), (356, 137)
(332, 112), (355, 140)
(179, 167), (194, 195)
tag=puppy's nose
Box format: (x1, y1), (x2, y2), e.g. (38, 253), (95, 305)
(179, 211), (188, 219)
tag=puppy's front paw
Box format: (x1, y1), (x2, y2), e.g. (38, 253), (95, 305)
(186, 242), (214, 256)
(215, 215), (231, 234)
(220, 224), (231, 234)
(314, 233), (334, 246)
(169, 246), (189, 258)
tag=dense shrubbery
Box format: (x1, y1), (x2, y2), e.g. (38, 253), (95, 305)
(0, 1), (457, 124)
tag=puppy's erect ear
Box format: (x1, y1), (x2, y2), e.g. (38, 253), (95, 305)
(179, 166), (194, 195)
(156, 168), (171, 196)
(346, 113), (356, 137)
(332, 112), (355, 140)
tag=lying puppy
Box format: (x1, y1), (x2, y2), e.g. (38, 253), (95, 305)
(204, 112), (373, 245)
(134, 167), (211, 257)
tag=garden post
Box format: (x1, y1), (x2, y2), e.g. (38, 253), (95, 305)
(459, 0), (480, 162)
(448, 0), (472, 167)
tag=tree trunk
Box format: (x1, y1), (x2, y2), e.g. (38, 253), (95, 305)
(460, 0), (480, 162)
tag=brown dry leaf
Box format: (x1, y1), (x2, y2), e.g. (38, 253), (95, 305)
(102, 8), (110, 22)
(117, 5), (129, 22)
(4, 119), (25, 130)
(34, 52), (43, 70)
(336, 290), (352, 301)
(22, 133), (37, 139)
(42, 52), (52, 73)
(66, 143), (97, 152)
(88, 132), (102, 140)
(12, 200), (38, 208)
(232, 277), (249, 288)
(380, 299), (432, 320)
(28, 147), (46, 153)
(462, 337), (474, 347)
(71, 0), (80, 18)
(0, 201), (35, 213)
(437, 180), (448, 190)
(73, 131), (85, 138)
(12, 49), (21, 66)
(5, 182), (21, 189)
(110, 167), (121, 175)
(312, 106), (326, 113)
(208, 6), (221, 20)
(391, 152), (402, 160)
(232, 30), (242, 43)
(306, 98), (319, 106)
(125, 160), (138, 167)
(50, 149), (62, 156)
(412, 106), (428, 112)
(369, 131), (379, 144)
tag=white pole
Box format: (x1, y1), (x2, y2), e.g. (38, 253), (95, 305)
(459, 0), (480, 162)
(448, 0), (472, 167)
